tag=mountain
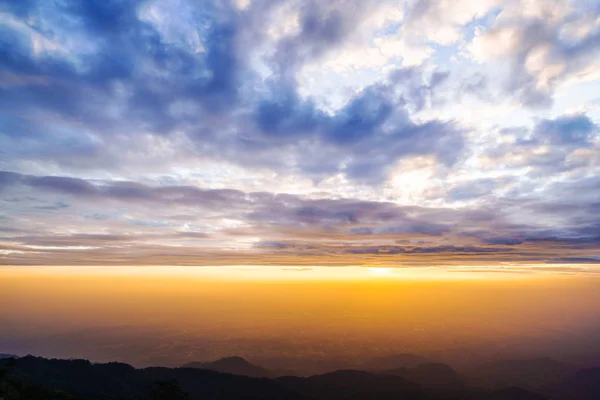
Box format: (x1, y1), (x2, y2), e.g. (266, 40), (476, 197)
(469, 357), (572, 390)
(181, 356), (271, 378)
(0, 364), (86, 400)
(548, 367), (600, 400)
(277, 369), (424, 400)
(0, 355), (302, 400)
(362, 353), (430, 370)
(382, 362), (466, 391)
(2, 354), (594, 400)
(0, 354), (18, 359)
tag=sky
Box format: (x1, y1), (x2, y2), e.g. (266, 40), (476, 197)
(3, 265), (600, 369)
(1, 0), (600, 270)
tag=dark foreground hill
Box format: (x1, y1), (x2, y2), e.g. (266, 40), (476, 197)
(0, 356), (302, 400)
(276, 369), (423, 400)
(546, 367), (600, 400)
(181, 356), (272, 378)
(4, 354), (599, 400)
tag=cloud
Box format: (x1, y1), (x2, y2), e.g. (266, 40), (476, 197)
(0, 0), (466, 184)
(447, 178), (507, 201)
(244, 68), (465, 183)
(344, 245), (514, 255)
(534, 114), (597, 146)
(2, 170), (600, 267)
(480, 112), (599, 176)
(468, 0), (600, 106)
(0, 0), (599, 269)
(404, 0), (502, 45)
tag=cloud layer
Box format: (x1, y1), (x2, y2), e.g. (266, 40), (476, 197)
(1, 0), (599, 268)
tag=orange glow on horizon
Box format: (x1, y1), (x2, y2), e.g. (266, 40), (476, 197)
(2, 265), (600, 367)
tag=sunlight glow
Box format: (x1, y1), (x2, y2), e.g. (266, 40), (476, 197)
(368, 267), (393, 276)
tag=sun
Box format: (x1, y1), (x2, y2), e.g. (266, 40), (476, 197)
(368, 267), (393, 277)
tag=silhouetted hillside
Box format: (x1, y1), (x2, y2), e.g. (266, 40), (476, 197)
(278, 369), (423, 400)
(181, 356), (271, 378)
(548, 367), (600, 400)
(469, 357), (572, 390)
(0, 364), (85, 400)
(0, 355), (302, 400)
(2, 354), (597, 400)
(382, 363), (465, 391)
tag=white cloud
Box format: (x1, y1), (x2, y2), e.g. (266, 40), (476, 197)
(235, 0), (251, 11)
(374, 37), (432, 66)
(524, 44), (565, 90)
(138, 0), (204, 52)
(403, 0), (502, 45)
(464, 0), (600, 106)
(468, 26), (521, 62)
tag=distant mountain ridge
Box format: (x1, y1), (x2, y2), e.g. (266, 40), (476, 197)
(469, 357), (573, 390)
(381, 362), (466, 391)
(2, 354), (600, 399)
(181, 356), (271, 378)
(362, 353), (430, 370)
(277, 369), (422, 400)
